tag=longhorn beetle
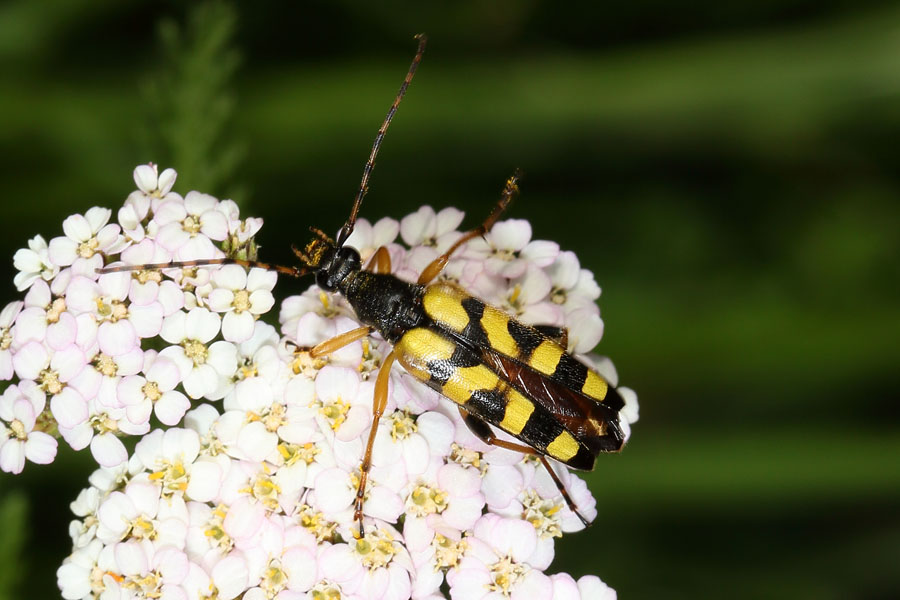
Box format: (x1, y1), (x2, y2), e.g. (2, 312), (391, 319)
(101, 34), (628, 535)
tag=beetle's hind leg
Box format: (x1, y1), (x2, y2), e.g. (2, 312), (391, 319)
(417, 171), (520, 285)
(457, 406), (591, 527)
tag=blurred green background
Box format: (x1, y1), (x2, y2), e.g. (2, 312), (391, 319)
(1, 1), (899, 598)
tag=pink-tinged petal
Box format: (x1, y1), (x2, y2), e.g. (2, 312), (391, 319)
(415, 411), (454, 456)
(548, 251), (580, 289)
(13, 341), (48, 380)
(48, 236), (77, 266)
(50, 387), (87, 428)
(289, 312), (332, 347)
(0, 353), (13, 381)
(183, 365), (217, 399)
(236, 421), (277, 462)
(161, 311), (187, 344)
(319, 545), (362, 583)
(95, 224), (121, 251)
(400, 206), (437, 245)
(568, 310), (603, 354)
(481, 465), (524, 509)
(550, 573), (579, 600)
(116, 540), (150, 575)
(207, 288), (235, 312)
(154, 200), (188, 226)
(520, 240), (560, 267)
(363, 485), (404, 522)
(313, 468), (354, 514)
(134, 164), (159, 193)
(0, 441), (26, 474)
(401, 434), (430, 475)
(24, 431), (57, 465)
(517, 266), (552, 304)
(74, 313), (98, 348)
(24, 279), (52, 308)
(224, 496), (266, 541)
(98, 320), (137, 356)
(185, 459), (222, 502)
(158, 281), (185, 316)
(577, 576), (616, 600)
(156, 223), (190, 252)
(58, 422), (92, 451)
(222, 311), (254, 343)
(246, 269), (276, 292)
(491, 219), (532, 251)
(148, 355), (183, 391)
(281, 546), (316, 591)
(51, 345), (86, 382)
(335, 405), (369, 442)
(158, 168), (177, 194)
(62, 214), (92, 242)
(155, 391), (191, 426)
(443, 493), (485, 531)
(129, 303), (164, 338)
(248, 290), (274, 315)
(91, 433), (128, 467)
(84, 207), (112, 233)
(186, 308), (221, 343)
(176, 236), (219, 262)
(511, 570), (552, 600)
(519, 302), (564, 328)
(206, 341), (237, 376)
(11, 398), (36, 429)
(439, 462), (481, 497)
(46, 311), (77, 350)
(315, 365), (360, 403)
(448, 566), (491, 600)
(499, 259), (529, 280)
(126, 399), (153, 427)
(212, 554), (249, 600)
(213, 264), (247, 290)
(12, 307), (48, 346)
(184, 191), (218, 215)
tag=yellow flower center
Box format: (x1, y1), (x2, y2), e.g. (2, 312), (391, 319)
(355, 528), (399, 570)
(297, 503), (338, 542)
(46, 297), (66, 323)
(94, 353), (118, 377)
(39, 369), (64, 395)
(232, 289), (251, 312)
(182, 215), (202, 235)
(142, 381), (162, 402)
(488, 555), (528, 596)
(77, 238), (100, 259)
(407, 483), (448, 517)
(433, 533), (468, 569)
(521, 489), (563, 539)
(183, 339), (208, 365)
(390, 410), (417, 441)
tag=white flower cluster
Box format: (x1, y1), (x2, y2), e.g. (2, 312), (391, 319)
(1, 165), (638, 600)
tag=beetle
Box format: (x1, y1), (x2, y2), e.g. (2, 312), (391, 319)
(101, 34), (627, 535)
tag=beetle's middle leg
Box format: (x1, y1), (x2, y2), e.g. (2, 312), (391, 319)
(417, 171), (521, 285)
(354, 348), (397, 536)
(457, 406), (591, 527)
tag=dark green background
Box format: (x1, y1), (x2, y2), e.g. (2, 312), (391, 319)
(1, 1), (898, 598)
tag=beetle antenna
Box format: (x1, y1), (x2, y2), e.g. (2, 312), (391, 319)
(336, 33), (427, 248)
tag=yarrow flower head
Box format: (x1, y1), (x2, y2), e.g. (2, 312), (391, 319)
(2, 163), (638, 599)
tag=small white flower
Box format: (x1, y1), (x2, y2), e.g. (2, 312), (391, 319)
(208, 265), (277, 343)
(13, 235), (60, 291)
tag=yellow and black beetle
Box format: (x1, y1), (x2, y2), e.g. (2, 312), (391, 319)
(102, 34), (628, 534)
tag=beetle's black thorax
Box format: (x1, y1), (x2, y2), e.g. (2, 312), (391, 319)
(339, 271), (426, 343)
